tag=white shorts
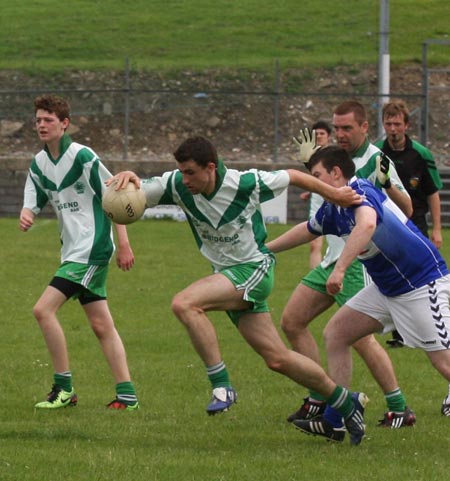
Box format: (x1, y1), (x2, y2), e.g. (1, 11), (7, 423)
(346, 275), (450, 352)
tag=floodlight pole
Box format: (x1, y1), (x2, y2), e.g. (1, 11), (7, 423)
(377, 0), (390, 139)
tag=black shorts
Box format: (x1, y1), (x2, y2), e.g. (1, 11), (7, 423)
(50, 276), (106, 305)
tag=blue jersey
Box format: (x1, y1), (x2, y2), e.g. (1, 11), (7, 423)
(307, 177), (448, 296)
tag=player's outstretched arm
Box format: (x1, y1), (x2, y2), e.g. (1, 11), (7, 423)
(287, 169), (361, 207)
(19, 207), (35, 232)
(266, 222), (317, 253)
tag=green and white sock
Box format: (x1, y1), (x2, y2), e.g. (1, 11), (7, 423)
(207, 361), (231, 389)
(116, 381), (138, 405)
(385, 388), (406, 412)
(326, 386), (353, 418)
(54, 371), (72, 392)
(308, 390), (326, 403)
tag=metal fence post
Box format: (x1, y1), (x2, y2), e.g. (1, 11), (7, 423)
(123, 56), (130, 161)
(273, 59), (280, 162)
(420, 42), (429, 145)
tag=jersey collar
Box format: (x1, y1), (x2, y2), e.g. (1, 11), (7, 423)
(44, 133), (72, 162)
(352, 138), (370, 158)
(203, 158), (227, 199)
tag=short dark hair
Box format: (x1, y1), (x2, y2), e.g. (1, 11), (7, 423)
(34, 94), (71, 121)
(308, 145), (356, 179)
(312, 120), (331, 135)
(382, 99), (409, 124)
(173, 136), (218, 168)
(333, 100), (367, 125)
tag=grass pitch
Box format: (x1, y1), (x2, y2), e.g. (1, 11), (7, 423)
(1, 0), (449, 71)
(1, 218), (449, 481)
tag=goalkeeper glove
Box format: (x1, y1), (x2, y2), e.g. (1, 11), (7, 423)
(375, 152), (392, 188)
(293, 128), (320, 165)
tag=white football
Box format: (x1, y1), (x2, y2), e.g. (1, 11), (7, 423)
(102, 180), (146, 225)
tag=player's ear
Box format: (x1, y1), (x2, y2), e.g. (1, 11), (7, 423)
(331, 165), (345, 182)
(360, 120), (369, 134)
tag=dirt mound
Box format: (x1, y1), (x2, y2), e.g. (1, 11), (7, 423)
(1, 64), (449, 166)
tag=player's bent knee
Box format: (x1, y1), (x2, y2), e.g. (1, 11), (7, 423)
(351, 334), (376, 353)
(171, 293), (201, 321)
(322, 325), (336, 349)
(280, 312), (308, 338)
(265, 358), (284, 373)
(263, 351), (289, 374)
(32, 303), (48, 323)
(280, 315), (293, 335)
(90, 320), (112, 339)
(171, 293), (186, 317)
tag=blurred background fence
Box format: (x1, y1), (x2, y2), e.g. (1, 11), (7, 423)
(1, 57), (448, 164)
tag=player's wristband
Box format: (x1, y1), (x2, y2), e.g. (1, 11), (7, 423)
(383, 178), (392, 189)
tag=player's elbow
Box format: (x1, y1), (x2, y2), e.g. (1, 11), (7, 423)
(397, 194), (413, 218)
(364, 219), (377, 234)
(357, 213), (377, 235)
(405, 202), (413, 218)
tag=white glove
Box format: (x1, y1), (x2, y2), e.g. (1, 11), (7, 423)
(293, 128), (320, 165)
(375, 152), (392, 188)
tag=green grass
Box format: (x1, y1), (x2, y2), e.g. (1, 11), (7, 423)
(1, 0), (449, 71)
(1, 217), (450, 480)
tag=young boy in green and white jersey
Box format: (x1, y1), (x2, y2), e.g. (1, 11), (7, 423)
(20, 94), (138, 410)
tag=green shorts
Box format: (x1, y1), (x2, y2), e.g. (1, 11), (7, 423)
(301, 260), (367, 307)
(220, 256), (275, 326)
(53, 261), (109, 300)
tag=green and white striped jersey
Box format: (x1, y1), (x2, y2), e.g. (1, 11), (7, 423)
(141, 160), (290, 271)
(23, 134), (114, 265)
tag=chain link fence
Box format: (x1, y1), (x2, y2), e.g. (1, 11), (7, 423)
(1, 61), (442, 165)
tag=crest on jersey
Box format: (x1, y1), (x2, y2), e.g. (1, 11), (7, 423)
(74, 181), (85, 194)
(409, 177), (419, 190)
